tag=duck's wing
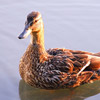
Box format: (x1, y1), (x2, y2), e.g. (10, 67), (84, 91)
(48, 53), (90, 74)
(44, 49), (100, 88)
(43, 52), (93, 88)
(47, 48), (94, 73)
(47, 48), (100, 72)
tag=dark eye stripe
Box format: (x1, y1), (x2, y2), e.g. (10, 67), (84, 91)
(27, 17), (33, 22)
(29, 21), (33, 26)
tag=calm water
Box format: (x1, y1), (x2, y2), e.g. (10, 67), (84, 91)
(1, 0), (100, 100)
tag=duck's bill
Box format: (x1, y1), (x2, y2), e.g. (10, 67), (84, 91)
(18, 24), (32, 39)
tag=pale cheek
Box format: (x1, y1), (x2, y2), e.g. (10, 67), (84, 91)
(32, 23), (41, 31)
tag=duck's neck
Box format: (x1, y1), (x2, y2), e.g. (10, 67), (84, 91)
(31, 28), (45, 49)
(30, 28), (47, 62)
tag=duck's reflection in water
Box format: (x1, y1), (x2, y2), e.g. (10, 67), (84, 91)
(19, 80), (100, 100)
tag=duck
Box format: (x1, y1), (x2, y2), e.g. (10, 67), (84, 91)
(18, 11), (100, 89)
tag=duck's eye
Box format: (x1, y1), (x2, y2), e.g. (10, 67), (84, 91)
(34, 20), (38, 23)
(27, 17), (33, 23)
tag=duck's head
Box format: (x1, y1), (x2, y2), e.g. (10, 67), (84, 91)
(18, 11), (43, 39)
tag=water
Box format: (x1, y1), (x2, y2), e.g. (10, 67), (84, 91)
(1, 0), (100, 100)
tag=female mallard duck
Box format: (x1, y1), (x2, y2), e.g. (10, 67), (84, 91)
(18, 11), (100, 89)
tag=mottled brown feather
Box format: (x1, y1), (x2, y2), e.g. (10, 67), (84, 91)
(19, 11), (100, 89)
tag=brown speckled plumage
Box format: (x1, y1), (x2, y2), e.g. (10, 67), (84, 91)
(18, 11), (100, 89)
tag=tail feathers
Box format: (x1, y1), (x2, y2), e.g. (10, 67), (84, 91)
(89, 55), (100, 71)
